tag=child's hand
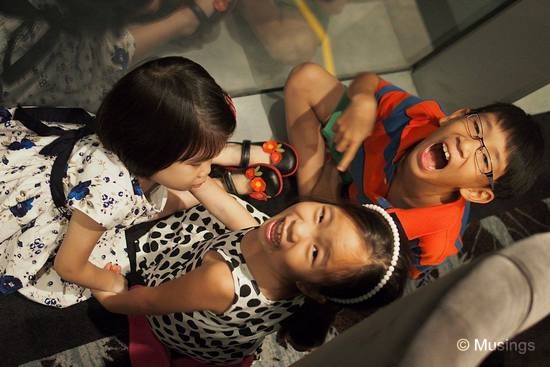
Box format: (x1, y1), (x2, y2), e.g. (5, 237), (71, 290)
(102, 262), (128, 293)
(332, 93), (377, 172)
(104, 262), (122, 274)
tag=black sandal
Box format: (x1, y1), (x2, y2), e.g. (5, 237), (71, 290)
(232, 139), (299, 177)
(210, 163), (284, 201)
(184, 0), (238, 36)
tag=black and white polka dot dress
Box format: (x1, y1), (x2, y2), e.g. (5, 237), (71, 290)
(133, 200), (304, 365)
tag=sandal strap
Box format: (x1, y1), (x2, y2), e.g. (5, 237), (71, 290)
(221, 170), (238, 195)
(239, 139), (251, 168)
(185, 0), (209, 25)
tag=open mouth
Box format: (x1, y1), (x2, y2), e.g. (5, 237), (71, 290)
(267, 219), (284, 247)
(421, 142), (450, 170)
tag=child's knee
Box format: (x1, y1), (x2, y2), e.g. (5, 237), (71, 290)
(285, 63), (328, 95)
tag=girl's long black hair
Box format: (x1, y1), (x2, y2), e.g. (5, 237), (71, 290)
(277, 203), (411, 351)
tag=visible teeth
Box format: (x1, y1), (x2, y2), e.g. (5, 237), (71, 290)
(442, 143), (450, 161)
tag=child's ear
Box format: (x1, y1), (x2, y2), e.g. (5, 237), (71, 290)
(296, 281), (327, 303)
(439, 108), (471, 126)
(459, 187), (495, 204)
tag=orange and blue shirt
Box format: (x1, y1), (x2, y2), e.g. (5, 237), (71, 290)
(322, 79), (469, 278)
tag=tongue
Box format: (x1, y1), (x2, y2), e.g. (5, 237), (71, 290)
(422, 144), (446, 170)
(421, 147), (437, 170)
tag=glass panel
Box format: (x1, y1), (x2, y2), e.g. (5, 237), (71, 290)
(0, 0), (515, 111)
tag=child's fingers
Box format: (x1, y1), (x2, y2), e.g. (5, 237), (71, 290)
(334, 128), (352, 152)
(102, 262), (122, 273)
(332, 117), (343, 133)
(337, 141), (361, 171)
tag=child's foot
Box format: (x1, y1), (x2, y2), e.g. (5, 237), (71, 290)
(177, 0), (233, 36)
(222, 172), (250, 195)
(223, 143), (271, 165)
(222, 140), (298, 177)
(211, 164), (284, 201)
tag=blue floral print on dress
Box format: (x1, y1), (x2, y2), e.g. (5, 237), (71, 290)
(0, 275), (23, 294)
(9, 197), (34, 218)
(8, 138), (35, 150)
(67, 180), (92, 200)
(132, 178), (144, 196)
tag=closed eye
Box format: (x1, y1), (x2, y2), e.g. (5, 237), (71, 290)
(474, 120), (482, 135)
(318, 207), (325, 224)
(312, 245), (319, 263)
(482, 153), (490, 169)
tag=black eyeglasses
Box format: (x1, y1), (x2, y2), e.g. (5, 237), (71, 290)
(464, 114), (494, 190)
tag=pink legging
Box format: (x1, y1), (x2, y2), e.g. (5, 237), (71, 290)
(129, 314), (253, 367)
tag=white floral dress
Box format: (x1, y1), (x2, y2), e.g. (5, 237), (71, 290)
(0, 106), (164, 307)
(0, 0), (136, 112)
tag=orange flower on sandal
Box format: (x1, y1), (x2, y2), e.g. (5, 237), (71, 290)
(262, 140), (286, 165)
(232, 140), (298, 177)
(245, 167), (257, 179)
(270, 151), (283, 164)
(250, 177), (267, 193)
(212, 163), (283, 201)
(262, 140), (279, 153)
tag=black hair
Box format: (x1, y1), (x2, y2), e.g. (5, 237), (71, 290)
(470, 103), (544, 198)
(277, 203), (411, 351)
(96, 56), (236, 177)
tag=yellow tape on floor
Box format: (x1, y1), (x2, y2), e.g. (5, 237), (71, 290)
(294, 0), (336, 75)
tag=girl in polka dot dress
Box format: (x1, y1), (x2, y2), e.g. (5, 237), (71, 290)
(93, 182), (411, 365)
(0, 56), (255, 307)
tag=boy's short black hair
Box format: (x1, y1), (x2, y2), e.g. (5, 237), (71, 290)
(96, 56), (236, 177)
(471, 103), (544, 198)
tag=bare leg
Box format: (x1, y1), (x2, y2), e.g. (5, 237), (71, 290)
(212, 143), (273, 167)
(283, 63), (345, 200)
(129, 0), (230, 63)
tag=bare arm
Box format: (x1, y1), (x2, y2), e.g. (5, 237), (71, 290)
(155, 187), (198, 219)
(93, 255), (235, 315)
(190, 177), (258, 230)
(54, 210), (126, 293)
(284, 63), (344, 199)
(128, 6), (199, 63)
(332, 72), (380, 171)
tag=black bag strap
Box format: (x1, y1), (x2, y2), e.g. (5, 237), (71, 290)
(124, 219), (163, 287)
(13, 106), (96, 218)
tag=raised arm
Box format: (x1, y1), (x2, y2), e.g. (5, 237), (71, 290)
(190, 177), (259, 230)
(53, 210), (127, 293)
(332, 71), (380, 171)
(93, 255), (235, 315)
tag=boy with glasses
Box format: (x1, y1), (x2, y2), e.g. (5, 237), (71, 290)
(284, 63), (544, 278)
